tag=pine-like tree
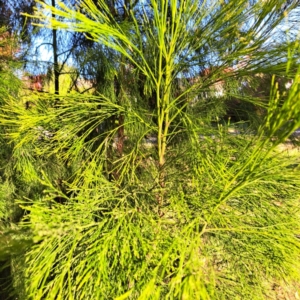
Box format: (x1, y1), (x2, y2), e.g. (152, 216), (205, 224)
(1, 0), (300, 298)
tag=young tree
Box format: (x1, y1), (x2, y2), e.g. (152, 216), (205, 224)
(1, 0), (300, 299)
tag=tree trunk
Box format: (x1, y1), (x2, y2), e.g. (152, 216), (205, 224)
(52, 0), (59, 98)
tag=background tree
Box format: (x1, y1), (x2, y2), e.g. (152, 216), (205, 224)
(0, 23), (26, 299)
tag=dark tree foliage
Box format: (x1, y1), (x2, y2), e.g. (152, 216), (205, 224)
(0, 0), (35, 39)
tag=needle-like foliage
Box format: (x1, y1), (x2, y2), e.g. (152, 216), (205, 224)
(1, 0), (300, 299)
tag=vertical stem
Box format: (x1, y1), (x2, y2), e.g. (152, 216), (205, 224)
(52, 0), (59, 98)
(161, 65), (172, 166)
(157, 65), (172, 189)
(157, 64), (165, 191)
(156, 0), (172, 190)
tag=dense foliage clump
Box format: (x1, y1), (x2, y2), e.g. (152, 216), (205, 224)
(1, 0), (300, 299)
